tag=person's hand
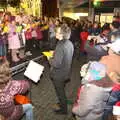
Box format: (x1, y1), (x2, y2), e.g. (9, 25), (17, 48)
(47, 56), (52, 60)
(49, 50), (54, 55)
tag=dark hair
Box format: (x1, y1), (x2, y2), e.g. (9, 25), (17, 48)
(102, 23), (110, 31)
(111, 21), (120, 29)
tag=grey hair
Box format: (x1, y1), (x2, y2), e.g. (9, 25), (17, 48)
(60, 24), (71, 40)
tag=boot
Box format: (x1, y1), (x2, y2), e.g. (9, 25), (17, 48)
(19, 49), (25, 59)
(11, 49), (20, 62)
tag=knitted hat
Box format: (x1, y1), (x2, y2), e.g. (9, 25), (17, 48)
(80, 61), (106, 84)
(113, 101), (120, 115)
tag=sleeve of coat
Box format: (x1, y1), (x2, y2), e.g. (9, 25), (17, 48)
(49, 46), (64, 68)
(105, 89), (120, 112)
(72, 84), (102, 117)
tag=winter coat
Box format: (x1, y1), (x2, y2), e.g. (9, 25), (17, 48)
(80, 31), (89, 52)
(0, 80), (30, 120)
(104, 84), (120, 114)
(49, 39), (74, 81)
(72, 83), (112, 120)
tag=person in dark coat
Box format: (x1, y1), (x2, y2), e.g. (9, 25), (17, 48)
(49, 24), (74, 115)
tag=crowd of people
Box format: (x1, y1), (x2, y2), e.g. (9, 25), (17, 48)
(0, 10), (120, 120)
(71, 17), (120, 120)
(0, 11), (62, 63)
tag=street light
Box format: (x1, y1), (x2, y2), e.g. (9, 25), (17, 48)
(93, 0), (101, 7)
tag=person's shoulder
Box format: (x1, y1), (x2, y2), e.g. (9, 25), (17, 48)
(112, 84), (120, 92)
(67, 40), (74, 46)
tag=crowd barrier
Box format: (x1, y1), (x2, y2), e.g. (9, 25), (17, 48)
(11, 55), (44, 76)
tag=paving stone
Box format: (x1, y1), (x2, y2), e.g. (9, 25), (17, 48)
(13, 56), (86, 120)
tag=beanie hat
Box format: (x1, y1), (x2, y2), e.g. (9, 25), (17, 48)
(80, 61), (106, 84)
(113, 101), (120, 115)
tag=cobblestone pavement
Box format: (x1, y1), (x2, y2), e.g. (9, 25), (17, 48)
(13, 55), (87, 120)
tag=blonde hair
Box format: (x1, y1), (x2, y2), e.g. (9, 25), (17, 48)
(0, 59), (11, 84)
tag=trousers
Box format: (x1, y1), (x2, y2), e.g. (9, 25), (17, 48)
(51, 78), (68, 112)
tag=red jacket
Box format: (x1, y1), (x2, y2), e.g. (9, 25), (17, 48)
(80, 32), (89, 51)
(25, 29), (32, 40)
(80, 32), (89, 41)
(36, 27), (43, 40)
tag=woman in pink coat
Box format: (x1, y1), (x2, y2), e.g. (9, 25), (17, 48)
(8, 20), (20, 62)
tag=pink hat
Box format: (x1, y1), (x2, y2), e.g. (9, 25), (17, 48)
(113, 101), (120, 115)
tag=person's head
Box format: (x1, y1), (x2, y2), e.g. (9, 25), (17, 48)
(110, 21), (120, 30)
(102, 23), (110, 34)
(80, 61), (107, 83)
(0, 59), (11, 84)
(93, 22), (99, 29)
(113, 16), (120, 22)
(55, 19), (61, 26)
(56, 24), (71, 40)
(11, 20), (16, 25)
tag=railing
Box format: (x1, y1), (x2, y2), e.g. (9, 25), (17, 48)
(11, 55), (44, 76)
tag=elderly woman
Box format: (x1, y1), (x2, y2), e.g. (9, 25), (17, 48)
(0, 58), (33, 120)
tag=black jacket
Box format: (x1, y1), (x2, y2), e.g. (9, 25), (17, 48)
(49, 39), (74, 81)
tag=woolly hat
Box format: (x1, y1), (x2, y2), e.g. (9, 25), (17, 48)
(113, 101), (120, 115)
(80, 61), (106, 84)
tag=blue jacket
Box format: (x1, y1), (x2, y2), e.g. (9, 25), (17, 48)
(103, 84), (120, 119)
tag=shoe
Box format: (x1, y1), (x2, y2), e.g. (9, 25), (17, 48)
(25, 51), (32, 56)
(53, 108), (68, 115)
(52, 103), (61, 110)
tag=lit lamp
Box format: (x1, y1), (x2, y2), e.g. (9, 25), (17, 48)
(93, 0), (101, 7)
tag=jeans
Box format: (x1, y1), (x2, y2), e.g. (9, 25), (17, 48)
(22, 104), (33, 120)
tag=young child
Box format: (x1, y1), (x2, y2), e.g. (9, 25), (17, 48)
(36, 24), (43, 49)
(24, 22), (33, 56)
(8, 20), (21, 62)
